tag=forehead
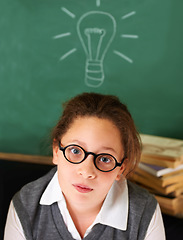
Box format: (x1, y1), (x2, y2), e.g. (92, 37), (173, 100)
(65, 116), (119, 135)
(61, 116), (124, 155)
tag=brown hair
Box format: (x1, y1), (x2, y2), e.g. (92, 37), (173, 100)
(51, 92), (141, 177)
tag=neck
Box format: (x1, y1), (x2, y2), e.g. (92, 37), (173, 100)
(66, 198), (102, 219)
(65, 199), (103, 238)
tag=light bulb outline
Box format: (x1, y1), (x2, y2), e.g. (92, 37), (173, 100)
(54, 5), (139, 88)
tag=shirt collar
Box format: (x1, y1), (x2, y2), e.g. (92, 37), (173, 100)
(94, 178), (128, 230)
(40, 171), (128, 231)
(40, 171), (64, 205)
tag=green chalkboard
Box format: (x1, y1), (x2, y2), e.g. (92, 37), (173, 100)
(0, 0), (183, 155)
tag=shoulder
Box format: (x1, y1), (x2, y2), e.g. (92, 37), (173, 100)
(13, 167), (57, 208)
(127, 180), (157, 206)
(125, 181), (158, 239)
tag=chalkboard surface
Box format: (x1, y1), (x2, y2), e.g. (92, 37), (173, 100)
(0, 0), (183, 155)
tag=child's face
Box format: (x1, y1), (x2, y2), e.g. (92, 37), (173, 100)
(53, 116), (125, 212)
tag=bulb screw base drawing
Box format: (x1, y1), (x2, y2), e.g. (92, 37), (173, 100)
(85, 60), (104, 87)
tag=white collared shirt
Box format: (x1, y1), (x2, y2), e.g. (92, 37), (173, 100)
(4, 171), (165, 240)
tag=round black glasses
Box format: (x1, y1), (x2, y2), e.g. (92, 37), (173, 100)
(59, 142), (126, 172)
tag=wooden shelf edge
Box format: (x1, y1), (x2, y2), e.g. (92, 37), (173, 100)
(0, 152), (53, 165)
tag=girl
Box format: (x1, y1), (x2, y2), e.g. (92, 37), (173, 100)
(4, 92), (165, 240)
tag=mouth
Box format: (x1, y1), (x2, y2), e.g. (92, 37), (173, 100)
(73, 184), (93, 193)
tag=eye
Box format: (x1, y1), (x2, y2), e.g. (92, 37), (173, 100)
(99, 156), (112, 164)
(69, 146), (82, 155)
(97, 155), (115, 165)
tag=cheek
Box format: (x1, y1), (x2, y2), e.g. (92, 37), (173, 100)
(57, 158), (70, 178)
(100, 173), (118, 190)
(57, 157), (78, 180)
(57, 164), (73, 191)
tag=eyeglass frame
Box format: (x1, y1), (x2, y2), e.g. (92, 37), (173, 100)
(58, 142), (126, 172)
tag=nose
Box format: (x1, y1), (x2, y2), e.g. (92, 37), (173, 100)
(77, 155), (96, 179)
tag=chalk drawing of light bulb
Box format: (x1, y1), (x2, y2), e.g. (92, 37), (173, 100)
(77, 11), (116, 88)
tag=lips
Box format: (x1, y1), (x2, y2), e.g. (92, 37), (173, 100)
(73, 184), (93, 193)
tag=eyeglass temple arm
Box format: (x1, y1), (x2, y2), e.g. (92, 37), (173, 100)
(59, 142), (64, 151)
(116, 157), (126, 167)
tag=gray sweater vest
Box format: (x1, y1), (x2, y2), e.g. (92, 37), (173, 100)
(13, 167), (157, 240)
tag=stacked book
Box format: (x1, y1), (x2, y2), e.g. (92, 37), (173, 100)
(130, 134), (183, 217)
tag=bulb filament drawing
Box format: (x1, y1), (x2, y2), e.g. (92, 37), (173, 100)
(77, 11), (116, 87)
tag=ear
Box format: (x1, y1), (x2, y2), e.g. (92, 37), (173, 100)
(52, 145), (59, 165)
(115, 161), (127, 181)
